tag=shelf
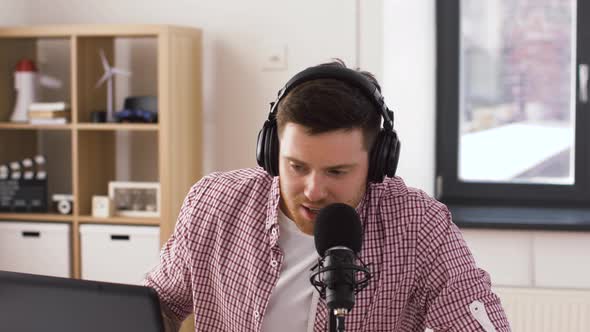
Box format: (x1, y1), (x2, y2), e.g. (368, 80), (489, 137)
(0, 213), (159, 225)
(76, 123), (159, 131)
(0, 213), (73, 222)
(0, 122), (72, 130)
(0, 24), (184, 38)
(78, 215), (160, 225)
(0, 122), (158, 131)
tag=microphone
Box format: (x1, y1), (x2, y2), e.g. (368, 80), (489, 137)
(310, 203), (372, 331)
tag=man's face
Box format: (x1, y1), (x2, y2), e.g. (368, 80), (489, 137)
(278, 123), (369, 235)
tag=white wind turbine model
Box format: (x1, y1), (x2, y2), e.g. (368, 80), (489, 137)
(95, 49), (131, 122)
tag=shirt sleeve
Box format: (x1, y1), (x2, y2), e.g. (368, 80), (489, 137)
(143, 176), (212, 322)
(421, 205), (512, 332)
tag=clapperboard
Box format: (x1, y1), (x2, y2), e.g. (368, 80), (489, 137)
(0, 156), (48, 212)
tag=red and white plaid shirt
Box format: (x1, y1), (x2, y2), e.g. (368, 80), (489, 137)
(145, 167), (511, 331)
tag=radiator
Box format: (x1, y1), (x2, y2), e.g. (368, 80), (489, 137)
(494, 287), (590, 332)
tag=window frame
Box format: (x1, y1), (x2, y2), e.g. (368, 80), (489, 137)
(436, 0), (590, 229)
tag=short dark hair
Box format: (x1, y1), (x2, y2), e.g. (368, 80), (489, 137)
(276, 60), (382, 151)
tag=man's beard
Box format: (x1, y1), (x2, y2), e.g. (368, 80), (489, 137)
(279, 188), (366, 235)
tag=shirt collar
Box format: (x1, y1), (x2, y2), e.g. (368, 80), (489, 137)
(265, 176), (281, 231)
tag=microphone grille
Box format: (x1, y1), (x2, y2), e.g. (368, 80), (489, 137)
(314, 203), (362, 255)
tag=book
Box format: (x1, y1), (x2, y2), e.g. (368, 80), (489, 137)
(29, 110), (71, 119)
(28, 102), (70, 112)
(29, 117), (68, 125)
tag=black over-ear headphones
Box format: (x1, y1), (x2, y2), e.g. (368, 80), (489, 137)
(256, 65), (400, 183)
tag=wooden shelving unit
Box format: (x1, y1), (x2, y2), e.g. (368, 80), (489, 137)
(77, 215), (160, 225)
(0, 123), (73, 130)
(76, 123), (159, 131)
(0, 213), (73, 222)
(0, 25), (203, 282)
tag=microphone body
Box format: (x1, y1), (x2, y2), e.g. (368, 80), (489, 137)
(310, 203), (372, 331)
(323, 246), (357, 312)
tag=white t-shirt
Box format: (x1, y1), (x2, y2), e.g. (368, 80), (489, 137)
(262, 208), (319, 332)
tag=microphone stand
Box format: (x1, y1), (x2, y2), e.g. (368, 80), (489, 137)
(329, 310), (337, 332)
(310, 255), (372, 332)
(328, 309), (346, 332)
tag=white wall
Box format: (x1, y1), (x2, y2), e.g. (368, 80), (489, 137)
(5, 0), (589, 290)
(0, 0), (29, 25)
(382, 1), (435, 194)
(25, 0), (360, 175)
(6, 0), (399, 182)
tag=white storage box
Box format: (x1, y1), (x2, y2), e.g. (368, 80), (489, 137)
(0, 221), (71, 277)
(80, 224), (160, 285)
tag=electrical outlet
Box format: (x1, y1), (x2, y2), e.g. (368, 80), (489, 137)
(262, 44), (287, 71)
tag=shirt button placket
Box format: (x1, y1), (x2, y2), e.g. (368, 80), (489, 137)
(253, 309), (260, 322)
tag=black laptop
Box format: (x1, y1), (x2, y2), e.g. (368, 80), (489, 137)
(0, 270), (164, 332)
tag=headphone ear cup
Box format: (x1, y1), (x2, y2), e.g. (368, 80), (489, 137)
(369, 129), (401, 182)
(368, 130), (386, 183)
(386, 131), (400, 177)
(265, 120), (280, 176)
(256, 119), (279, 176)
(256, 123), (268, 168)
(378, 131), (393, 181)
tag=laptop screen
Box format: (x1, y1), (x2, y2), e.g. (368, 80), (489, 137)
(0, 270), (164, 332)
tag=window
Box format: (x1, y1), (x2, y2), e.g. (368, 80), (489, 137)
(436, 0), (590, 229)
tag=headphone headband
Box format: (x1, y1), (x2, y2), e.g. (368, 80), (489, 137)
(267, 66), (394, 131)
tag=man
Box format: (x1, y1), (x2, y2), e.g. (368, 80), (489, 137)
(145, 61), (511, 331)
